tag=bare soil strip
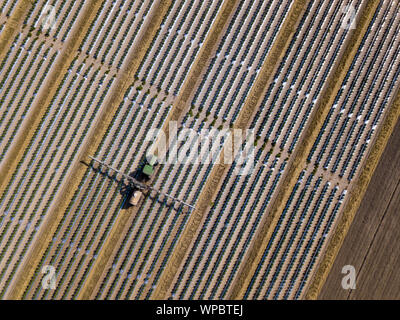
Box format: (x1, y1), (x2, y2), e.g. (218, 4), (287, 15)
(0, 0), (32, 63)
(152, 0), (309, 300)
(307, 72), (400, 300)
(228, 0), (381, 299)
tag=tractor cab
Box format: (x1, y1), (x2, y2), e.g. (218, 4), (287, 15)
(142, 155), (158, 178)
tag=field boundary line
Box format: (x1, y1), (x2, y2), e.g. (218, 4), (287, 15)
(228, 0), (380, 299)
(152, 0), (309, 300)
(5, 0), (108, 299)
(306, 63), (400, 300)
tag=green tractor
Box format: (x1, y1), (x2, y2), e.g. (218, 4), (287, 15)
(142, 155), (158, 178)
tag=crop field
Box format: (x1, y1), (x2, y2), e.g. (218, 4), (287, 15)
(0, 0), (399, 301)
